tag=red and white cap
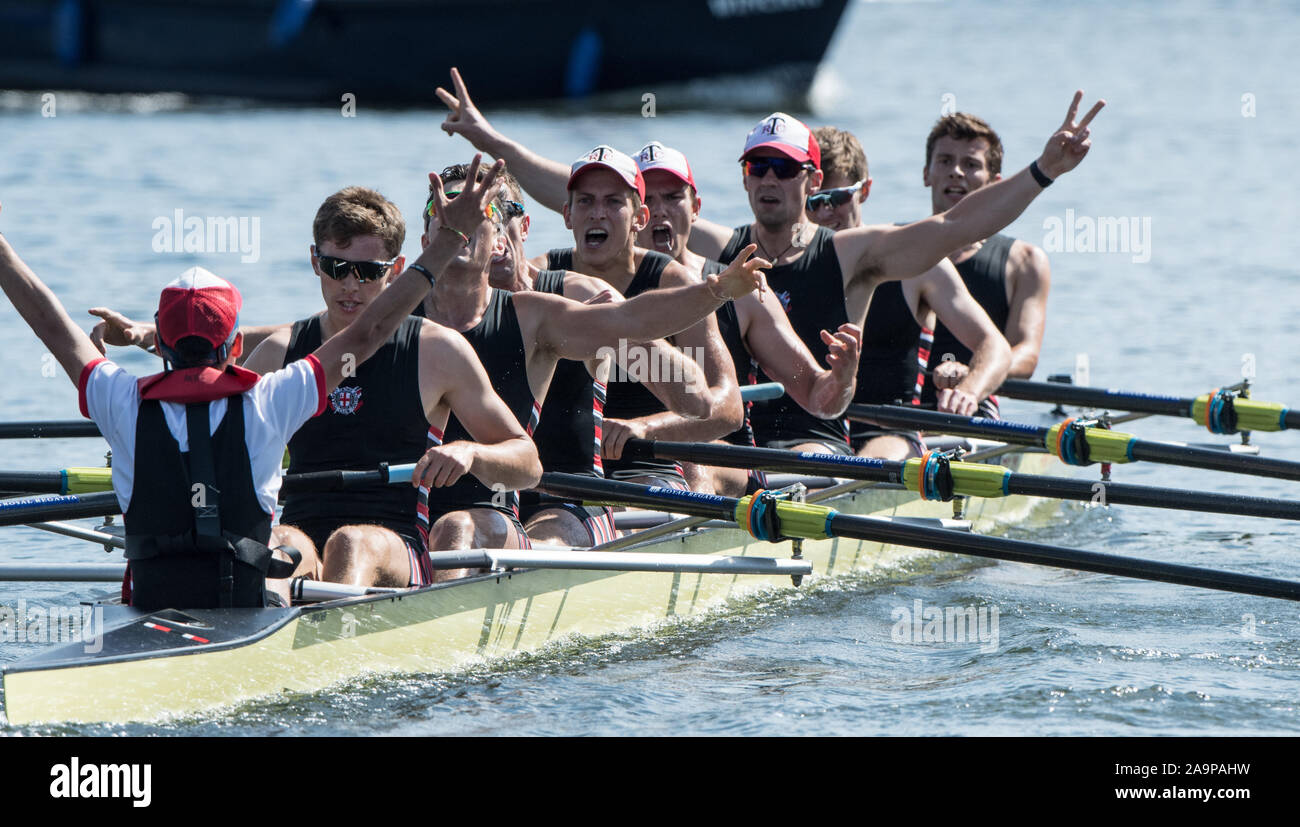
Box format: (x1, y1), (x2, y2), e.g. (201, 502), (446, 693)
(635, 142), (696, 189)
(568, 145), (646, 201)
(739, 112), (821, 169)
(155, 266), (242, 352)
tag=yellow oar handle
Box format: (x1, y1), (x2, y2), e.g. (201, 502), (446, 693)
(1191, 394), (1287, 433)
(1043, 422), (1136, 465)
(63, 467), (113, 494)
(733, 494), (835, 541)
(901, 459), (1011, 499)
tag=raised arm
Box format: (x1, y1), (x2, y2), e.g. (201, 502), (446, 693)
(0, 213), (107, 385)
(437, 68), (570, 214)
(315, 156), (505, 392)
(834, 92), (1103, 284)
(524, 245), (769, 361)
(89, 307), (287, 365)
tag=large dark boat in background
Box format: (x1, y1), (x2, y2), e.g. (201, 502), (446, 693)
(0, 0), (850, 107)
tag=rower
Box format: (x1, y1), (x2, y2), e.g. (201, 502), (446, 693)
(485, 174), (621, 547)
(435, 69), (747, 491)
(809, 126), (1010, 460)
(0, 160), (507, 607)
(920, 113), (1054, 418)
(239, 183), (540, 589)
(634, 140), (863, 495)
(679, 95), (1101, 456)
(417, 161), (768, 564)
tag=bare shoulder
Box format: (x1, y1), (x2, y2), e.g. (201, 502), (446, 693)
(561, 271), (623, 302)
(1008, 240), (1051, 281)
(658, 256), (701, 288)
(243, 324), (294, 374)
(832, 221), (893, 280)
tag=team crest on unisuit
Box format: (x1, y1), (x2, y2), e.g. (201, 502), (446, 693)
(330, 385), (363, 414)
(776, 289), (792, 311)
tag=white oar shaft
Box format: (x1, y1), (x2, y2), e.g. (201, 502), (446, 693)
(428, 548), (812, 576)
(28, 521), (125, 549)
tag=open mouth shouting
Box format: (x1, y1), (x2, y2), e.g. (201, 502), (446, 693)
(650, 221), (674, 252)
(583, 227), (609, 249)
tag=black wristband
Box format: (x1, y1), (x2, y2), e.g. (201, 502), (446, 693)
(408, 263), (436, 287)
(1029, 160), (1054, 188)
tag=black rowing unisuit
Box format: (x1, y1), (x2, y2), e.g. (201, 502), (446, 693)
(849, 280), (925, 442)
(720, 225), (851, 449)
(421, 288), (538, 523)
(531, 269), (603, 476)
(922, 233), (1014, 406)
(280, 315), (426, 551)
(550, 248), (685, 481)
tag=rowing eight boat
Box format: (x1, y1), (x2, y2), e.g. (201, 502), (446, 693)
(1, 432), (1061, 726)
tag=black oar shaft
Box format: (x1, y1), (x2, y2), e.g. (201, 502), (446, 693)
(849, 404), (1300, 482)
(0, 421), (102, 439)
(827, 512), (1300, 601)
(1128, 440), (1300, 480)
(539, 472), (1300, 603)
(638, 437), (1300, 523)
(1005, 475), (1300, 522)
(623, 439), (900, 484)
(997, 379), (1193, 417)
(540, 472), (736, 522)
(0, 492), (120, 528)
(0, 471), (66, 495)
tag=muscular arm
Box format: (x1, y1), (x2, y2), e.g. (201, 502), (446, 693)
(834, 92), (1102, 287)
(521, 250), (766, 362)
(605, 261), (744, 444)
(1003, 241), (1051, 377)
(419, 323), (541, 491)
(0, 232), (105, 385)
(736, 292), (861, 419)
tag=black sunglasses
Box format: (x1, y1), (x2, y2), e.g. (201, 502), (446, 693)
(312, 246), (398, 283)
(742, 157), (814, 180)
(806, 180), (865, 211)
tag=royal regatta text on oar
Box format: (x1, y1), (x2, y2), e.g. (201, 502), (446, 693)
(619, 439), (1300, 523)
(539, 472), (1300, 603)
(847, 404), (1300, 482)
(996, 377), (1299, 434)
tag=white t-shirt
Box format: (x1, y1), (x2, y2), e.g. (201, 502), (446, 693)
(78, 357), (327, 516)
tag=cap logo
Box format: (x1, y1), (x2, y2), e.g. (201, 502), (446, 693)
(762, 116), (787, 136)
(641, 145), (661, 163)
(587, 147), (610, 162)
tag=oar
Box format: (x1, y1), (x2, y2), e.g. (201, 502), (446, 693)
(621, 439), (1300, 522)
(0, 462), (423, 526)
(848, 404), (1300, 482)
(0, 461), (422, 498)
(539, 472), (1300, 602)
(0, 420), (102, 439)
(740, 382), (785, 402)
(998, 377), (1298, 434)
